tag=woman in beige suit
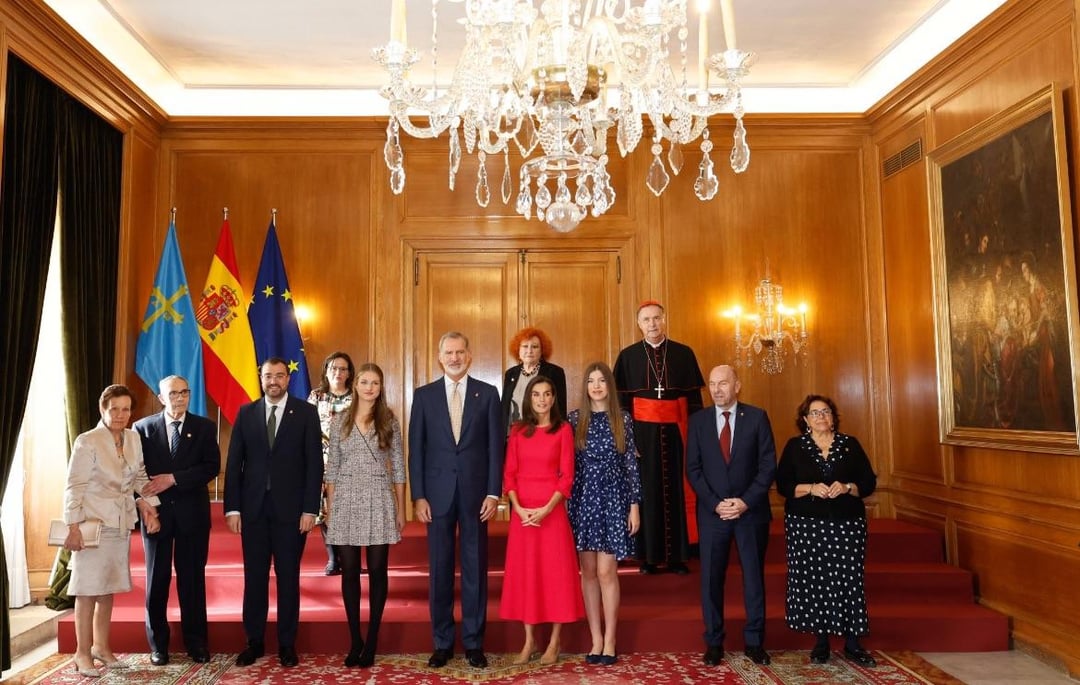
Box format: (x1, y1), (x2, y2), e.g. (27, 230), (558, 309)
(63, 385), (161, 677)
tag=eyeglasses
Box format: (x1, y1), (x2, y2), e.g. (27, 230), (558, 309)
(807, 408), (832, 418)
(167, 389), (191, 399)
(329, 366), (350, 373)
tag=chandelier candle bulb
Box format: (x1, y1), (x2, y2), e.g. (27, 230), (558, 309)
(698, 0), (709, 99)
(720, 0), (736, 50)
(390, 0), (406, 45)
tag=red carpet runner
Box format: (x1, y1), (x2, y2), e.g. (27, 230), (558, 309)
(57, 505), (1007, 655)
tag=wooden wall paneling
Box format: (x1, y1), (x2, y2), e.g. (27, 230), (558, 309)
(660, 122), (877, 463)
(877, 122), (946, 486)
(955, 522), (1080, 672)
(520, 248), (626, 405)
(871, 0), (1080, 672)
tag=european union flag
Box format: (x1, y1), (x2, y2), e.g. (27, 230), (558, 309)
(248, 220), (311, 398)
(135, 220), (207, 416)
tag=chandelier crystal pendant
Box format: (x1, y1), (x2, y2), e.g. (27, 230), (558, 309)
(724, 278), (809, 375)
(372, 0), (755, 232)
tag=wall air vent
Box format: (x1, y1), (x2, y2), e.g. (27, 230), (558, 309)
(882, 139), (923, 179)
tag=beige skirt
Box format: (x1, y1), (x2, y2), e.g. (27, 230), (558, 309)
(68, 525), (131, 596)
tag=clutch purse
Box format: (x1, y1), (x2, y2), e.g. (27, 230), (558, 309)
(48, 519), (102, 548)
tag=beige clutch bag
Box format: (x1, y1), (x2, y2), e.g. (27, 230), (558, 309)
(48, 519), (102, 547)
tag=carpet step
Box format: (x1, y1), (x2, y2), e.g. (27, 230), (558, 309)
(58, 507), (1002, 655)
(59, 599), (1007, 654)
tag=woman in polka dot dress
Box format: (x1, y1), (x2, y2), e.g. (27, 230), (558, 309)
(776, 394), (878, 668)
(567, 361), (642, 666)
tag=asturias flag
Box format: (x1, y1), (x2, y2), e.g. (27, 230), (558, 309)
(248, 220), (311, 399)
(135, 220), (207, 416)
(195, 220), (260, 424)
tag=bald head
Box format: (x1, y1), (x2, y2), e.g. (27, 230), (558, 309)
(708, 365), (741, 409)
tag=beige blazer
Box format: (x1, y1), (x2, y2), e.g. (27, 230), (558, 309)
(64, 424), (160, 530)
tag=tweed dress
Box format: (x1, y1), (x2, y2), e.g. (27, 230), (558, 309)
(324, 414), (405, 546)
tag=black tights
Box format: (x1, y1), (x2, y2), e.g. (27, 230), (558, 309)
(337, 544), (389, 655)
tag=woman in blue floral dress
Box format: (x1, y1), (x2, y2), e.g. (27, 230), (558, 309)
(567, 361), (642, 666)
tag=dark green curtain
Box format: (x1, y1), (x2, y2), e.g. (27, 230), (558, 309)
(58, 95), (122, 442)
(0, 55), (62, 672)
(42, 85), (124, 612)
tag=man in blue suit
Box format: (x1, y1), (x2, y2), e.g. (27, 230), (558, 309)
(686, 364), (777, 667)
(135, 375), (220, 666)
(408, 332), (504, 669)
(224, 357), (322, 668)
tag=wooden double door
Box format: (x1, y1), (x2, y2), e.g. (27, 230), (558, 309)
(408, 247), (632, 417)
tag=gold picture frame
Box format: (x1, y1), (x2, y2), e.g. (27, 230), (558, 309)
(927, 84), (1080, 454)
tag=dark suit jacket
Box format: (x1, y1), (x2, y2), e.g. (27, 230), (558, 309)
(133, 411), (219, 530)
(501, 361), (568, 428)
(224, 394), (323, 522)
(408, 376), (504, 518)
(686, 402), (777, 524)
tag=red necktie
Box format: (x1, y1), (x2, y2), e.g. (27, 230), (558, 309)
(720, 410), (731, 464)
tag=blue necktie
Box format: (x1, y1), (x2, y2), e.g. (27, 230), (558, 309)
(170, 420), (181, 458)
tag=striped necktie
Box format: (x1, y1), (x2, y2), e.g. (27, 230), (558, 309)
(170, 420), (181, 458)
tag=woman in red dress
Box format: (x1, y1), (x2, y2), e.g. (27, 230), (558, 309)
(500, 376), (585, 665)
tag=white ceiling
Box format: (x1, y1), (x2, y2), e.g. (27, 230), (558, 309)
(43, 0), (1007, 116)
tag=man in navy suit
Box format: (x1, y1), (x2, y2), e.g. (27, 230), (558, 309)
(135, 375), (220, 666)
(224, 357), (322, 668)
(408, 332), (504, 669)
(686, 364), (777, 667)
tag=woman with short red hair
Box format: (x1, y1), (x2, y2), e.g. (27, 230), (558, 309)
(501, 327), (568, 432)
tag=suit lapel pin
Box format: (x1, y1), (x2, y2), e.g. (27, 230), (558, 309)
(185, 433), (192, 438)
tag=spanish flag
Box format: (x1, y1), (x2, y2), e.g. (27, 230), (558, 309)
(195, 220), (259, 423)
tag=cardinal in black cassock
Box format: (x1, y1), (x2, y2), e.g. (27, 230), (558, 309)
(613, 301), (704, 574)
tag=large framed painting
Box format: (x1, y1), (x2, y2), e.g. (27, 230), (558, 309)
(927, 84), (1080, 454)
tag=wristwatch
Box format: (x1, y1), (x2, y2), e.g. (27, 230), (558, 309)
(845, 483), (853, 493)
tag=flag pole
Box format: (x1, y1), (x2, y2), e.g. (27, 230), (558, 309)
(271, 207), (277, 227)
(170, 206), (177, 222)
(223, 206), (228, 221)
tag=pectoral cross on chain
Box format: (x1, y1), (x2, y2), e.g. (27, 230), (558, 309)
(655, 384), (665, 398)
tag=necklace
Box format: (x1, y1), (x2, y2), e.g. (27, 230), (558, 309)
(520, 363), (538, 378)
(643, 339), (668, 398)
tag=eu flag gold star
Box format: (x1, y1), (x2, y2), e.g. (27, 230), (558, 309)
(262, 285), (274, 298)
(288, 360), (300, 373)
(282, 289), (293, 302)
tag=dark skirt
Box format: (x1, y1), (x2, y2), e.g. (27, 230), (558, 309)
(784, 513), (870, 636)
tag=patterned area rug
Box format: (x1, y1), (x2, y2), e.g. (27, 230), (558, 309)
(6, 650), (966, 684)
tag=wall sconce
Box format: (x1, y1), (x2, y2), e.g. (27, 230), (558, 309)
(723, 278), (808, 375)
(294, 304), (313, 342)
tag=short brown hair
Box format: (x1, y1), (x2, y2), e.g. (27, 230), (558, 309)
(99, 384), (134, 411)
(795, 394), (840, 433)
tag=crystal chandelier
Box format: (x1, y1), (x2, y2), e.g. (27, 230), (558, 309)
(372, 0), (754, 232)
(724, 278), (808, 375)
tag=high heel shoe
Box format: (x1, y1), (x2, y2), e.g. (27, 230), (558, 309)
(540, 644), (560, 666)
(90, 648), (126, 669)
(72, 658), (101, 678)
(343, 651), (361, 667)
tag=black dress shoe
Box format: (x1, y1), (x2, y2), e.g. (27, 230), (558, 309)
(344, 651), (361, 667)
(585, 653), (602, 665)
(669, 563), (690, 575)
(235, 642), (264, 667)
(639, 563), (660, 575)
(188, 647), (211, 663)
(843, 646), (877, 667)
(465, 648), (488, 668)
(150, 651), (169, 666)
(427, 648), (453, 668)
(744, 645), (771, 665)
(324, 562), (341, 576)
(279, 646), (299, 667)
(810, 644), (830, 664)
(703, 645), (723, 666)
(598, 653), (618, 666)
